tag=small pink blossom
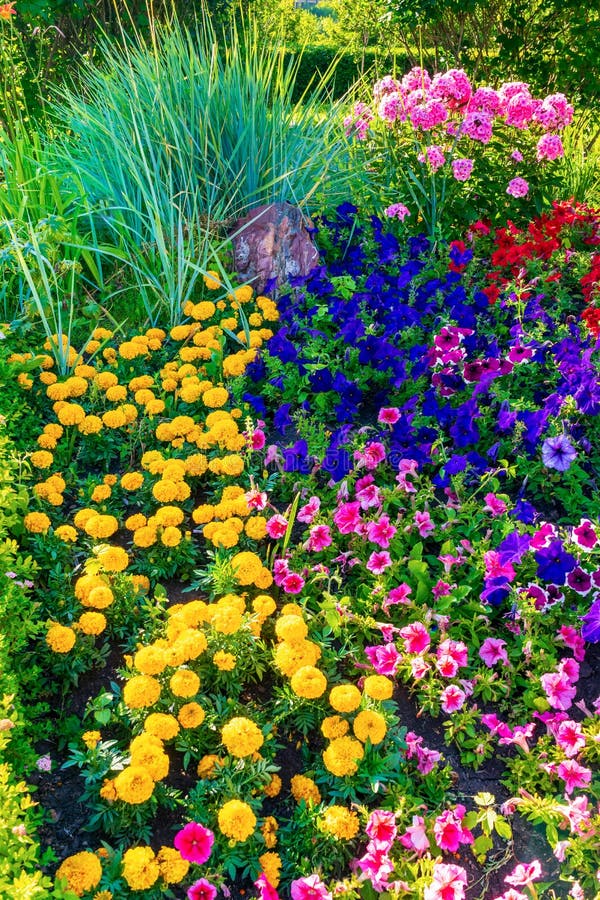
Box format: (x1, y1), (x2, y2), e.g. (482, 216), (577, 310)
(266, 515), (288, 539)
(452, 158), (474, 181)
(297, 496), (321, 524)
(411, 656), (432, 680)
(440, 684), (467, 713)
(423, 863), (467, 900)
(383, 583), (412, 612)
(245, 489), (268, 510)
(416, 745), (442, 774)
(483, 492), (507, 516)
(556, 720), (586, 757)
(175, 822), (215, 865)
(536, 133), (564, 161)
(281, 572), (305, 594)
(333, 501), (362, 534)
(378, 407), (400, 424)
(356, 483), (382, 510)
(506, 177), (529, 198)
(557, 759), (592, 794)
(291, 875), (332, 900)
(479, 637), (509, 667)
(384, 203), (411, 221)
(36, 755), (52, 772)
(433, 806), (474, 852)
(255, 873), (280, 900)
(188, 879), (217, 900)
(366, 515), (397, 549)
(399, 621), (430, 654)
(366, 809), (397, 849)
(306, 524), (332, 553)
(356, 442), (387, 470)
(438, 639), (468, 667)
(367, 551), (393, 574)
(414, 509), (435, 537)
(399, 815), (430, 853)
(504, 860), (542, 888)
(364, 643), (401, 676)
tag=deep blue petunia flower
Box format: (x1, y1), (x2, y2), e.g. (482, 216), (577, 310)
(283, 440), (312, 474)
(581, 598), (600, 642)
(535, 540), (577, 584)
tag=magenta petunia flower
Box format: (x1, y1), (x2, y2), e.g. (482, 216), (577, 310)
(187, 878), (217, 900)
(290, 874), (332, 900)
(366, 551), (392, 574)
(174, 822), (214, 865)
(479, 637), (509, 667)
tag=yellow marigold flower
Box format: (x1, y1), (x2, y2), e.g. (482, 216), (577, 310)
(213, 650), (236, 671)
(263, 774), (282, 798)
(57, 403), (86, 426)
(91, 484), (112, 503)
(162, 377), (178, 392)
(146, 327), (166, 340)
(160, 525), (182, 547)
(74, 573), (107, 601)
(96, 545), (129, 572)
(156, 505), (186, 526)
(192, 300), (216, 320)
(105, 384), (128, 402)
(92, 327), (113, 341)
(178, 702), (205, 729)
(321, 716), (349, 740)
(134, 389), (155, 406)
(220, 454), (244, 476)
(152, 479), (180, 503)
(55, 524), (78, 543)
(290, 774), (321, 806)
(125, 513), (147, 531)
(290, 665), (327, 699)
(101, 409), (127, 429)
(169, 668), (200, 698)
(329, 684), (362, 714)
(262, 816), (278, 849)
(231, 284), (253, 303)
(320, 805), (360, 841)
(144, 713), (180, 741)
(184, 453), (208, 477)
(30, 450), (54, 469)
(248, 312), (263, 327)
(55, 851), (102, 897)
(131, 574), (150, 593)
(82, 730), (101, 750)
(362, 675), (394, 701)
(130, 743), (169, 782)
(156, 846), (189, 884)
(202, 386), (229, 408)
(104, 474), (118, 486)
(353, 710), (387, 745)
(123, 675), (161, 709)
(169, 324), (194, 342)
(122, 846), (159, 890)
(99, 778), (117, 801)
(322, 736), (364, 778)
(175, 628), (208, 661)
(255, 567), (274, 589)
(197, 754), (220, 778)
(230, 551), (263, 585)
(121, 472), (144, 491)
(114, 767), (156, 805)
(218, 799), (256, 842)
(211, 604), (242, 634)
(38, 371), (56, 386)
(74, 364), (96, 379)
(36, 433), (57, 449)
(253, 594), (277, 619)
(134, 645), (167, 676)
(133, 526), (157, 548)
(46, 491), (64, 507)
(203, 270), (221, 290)
(221, 717), (264, 758)
(129, 375), (154, 391)
(46, 623), (76, 653)
(274, 640), (321, 677)
(84, 514), (119, 539)
(244, 516), (267, 540)
(179, 383), (203, 404)
(78, 415), (103, 435)
(46, 382), (70, 401)
(85, 339), (100, 353)
(259, 852), (282, 889)
(146, 399), (165, 415)
(92, 891), (113, 900)
(84, 585), (114, 610)
(24, 512), (52, 533)
(119, 341), (147, 360)
(77, 612), (107, 636)
(275, 614), (308, 643)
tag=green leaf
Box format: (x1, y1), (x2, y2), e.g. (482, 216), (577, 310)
(494, 818), (512, 840)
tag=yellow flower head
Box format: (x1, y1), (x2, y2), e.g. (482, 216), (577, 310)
(362, 675), (394, 701)
(169, 668), (200, 698)
(121, 846), (159, 890)
(290, 774), (321, 806)
(319, 805), (360, 841)
(178, 702), (206, 729)
(290, 665), (327, 699)
(218, 799), (256, 842)
(46, 623), (76, 653)
(114, 766), (156, 805)
(221, 717), (264, 758)
(353, 709), (387, 745)
(322, 736), (364, 778)
(156, 846), (190, 884)
(329, 684), (362, 714)
(24, 512), (52, 534)
(144, 713), (180, 741)
(275, 614), (308, 643)
(123, 675), (161, 709)
(321, 715), (349, 740)
(55, 851), (102, 897)
(77, 612), (107, 636)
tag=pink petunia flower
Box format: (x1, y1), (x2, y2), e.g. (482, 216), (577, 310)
(433, 806), (474, 852)
(281, 572), (305, 594)
(297, 496), (321, 524)
(333, 501), (362, 534)
(367, 551), (393, 574)
(504, 860), (542, 888)
(556, 720), (586, 757)
(423, 863), (467, 900)
(399, 815), (430, 853)
(188, 879), (217, 900)
(366, 515), (397, 549)
(290, 874), (332, 900)
(366, 809), (397, 848)
(266, 515), (288, 539)
(174, 822), (214, 865)
(364, 643), (401, 676)
(440, 684), (467, 713)
(479, 637), (509, 667)
(414, 509), (435, 537)
(557, 759), (592, 794)
(255, 873), (280, 900)
(483, 492), (507, 516)
(399, 621), (430, 654)
(378, 407), (400, 424)
(306, 524), (332, 553)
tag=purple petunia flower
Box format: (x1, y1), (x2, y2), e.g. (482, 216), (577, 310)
(541, 435), (577, 471)
(581, 598), (600, 643)
(535, 540), (577, 585)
